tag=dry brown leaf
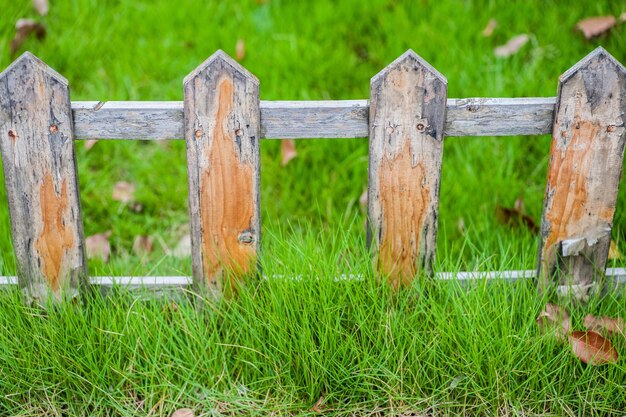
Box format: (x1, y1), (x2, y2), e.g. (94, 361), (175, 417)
(495, 203), (539, 234)
(112, 181), (135, 203)
(133, 236), (154, 257)
(281, 139), (297, 166)
(576, 16), (617, 39)
(482, 19), (497, 37)
(608, 240), (623, 260)
(171, 409), (194, 417)
(84, 139), (98, 150)
(236, 39), (246, 61)
(494, 34), (529, 57)
(311, 395), (325, 414)
(359, 188), (368, 210)
(537, 303), (570, 340)
(33, 0), (49, 16)
(86, 231), (112, 262)
(10, 19), (46, 57)
(584, 314), (625, 336)
(568, 330), (618, 365)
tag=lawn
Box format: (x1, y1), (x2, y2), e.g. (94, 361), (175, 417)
(0, 0), (625, 415)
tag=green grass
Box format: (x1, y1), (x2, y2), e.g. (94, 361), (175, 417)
(1, 0), (626, 415)
(1, 227), (625, 416)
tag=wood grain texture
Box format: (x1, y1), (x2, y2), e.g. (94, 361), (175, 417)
(367, 50), (447, 287)
(69, 98), (556, 140)
(537, 47), (626, 296)
(0, 52), (87, 303)
(184, 50), (260, 298)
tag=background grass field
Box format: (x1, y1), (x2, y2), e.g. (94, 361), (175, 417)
(1, 0), (626, 415)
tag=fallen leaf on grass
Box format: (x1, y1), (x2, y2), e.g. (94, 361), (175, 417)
(584, 314), (625, 336)
(33, 0), (48, 15)
(311, 395), (325, 414)
(482, 19), (497, 37)
(494, 34), (529, 57)
(568, 330), (618, 365)
(236, 39), (245, 61)
(86, 231), (112, 262)
(576, 16), (617, 39)
(537, 303), (570, 340)
(608, 240), (622, 260)
(281, 139), (297, 166)
(170, 409), (194, 417)
(495, 201), (539, 233)
(84, 139), (98, 150)
(112, 181), (135, 203)
(10, 19), (46, 57)
(133, 236), (154, 257)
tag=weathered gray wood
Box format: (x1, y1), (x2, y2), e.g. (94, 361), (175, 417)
(367, 50), (447, 287)
(0, 52), (87, 303)
(69, 98), (557, 140)
(184, 50), (261, 299)
(537, 47), (626, 298)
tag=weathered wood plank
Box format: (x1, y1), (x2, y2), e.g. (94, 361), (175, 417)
(367, 50), (447, 287)
(69, 98), (557, 140)
(537, 47), (626, 298)
(0, 52), (88, 303)
(184, 50), (261, 298)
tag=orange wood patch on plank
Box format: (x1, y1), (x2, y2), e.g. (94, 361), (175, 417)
(378, 139), (430, 287)
(200, 77), (256, 288)
(34, 173), (74, 291)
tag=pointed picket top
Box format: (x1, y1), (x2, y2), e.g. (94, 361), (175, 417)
(371, 49), (447, 88)
(559, 47), (626, 84)
(0, 51), (68, 86)
(183, 49), (259, 87)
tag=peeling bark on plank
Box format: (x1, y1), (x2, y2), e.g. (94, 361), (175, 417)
(0, 52), (87, 303)
(537, 47), (626, 297)
(367, 50), (447, 287)
(184, 50), (260, 299)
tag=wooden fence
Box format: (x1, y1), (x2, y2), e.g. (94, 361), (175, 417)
(0, 47), (625, 303)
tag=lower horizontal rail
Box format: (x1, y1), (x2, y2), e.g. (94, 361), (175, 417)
(71, 97), (556, 140)
(1, 268), (625, 288)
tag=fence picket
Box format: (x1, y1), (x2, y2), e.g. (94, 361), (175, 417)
(537, 47), (626, 298)
(367, 50), (447, 287)
(183, 51), (261, 298)
(0, 52), (87, 304)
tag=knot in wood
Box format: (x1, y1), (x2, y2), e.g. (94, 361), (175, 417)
(8, 130), (17, 140)
(235, 128), (243, 137)
(238, 230), (255, 245)
(194, 129), (203, 138)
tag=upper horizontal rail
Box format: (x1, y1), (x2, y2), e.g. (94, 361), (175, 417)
(71, 97), (556, 140)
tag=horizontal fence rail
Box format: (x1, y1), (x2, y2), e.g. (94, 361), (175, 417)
(71, 97), (556, 140)
(1, 47), (625, 305)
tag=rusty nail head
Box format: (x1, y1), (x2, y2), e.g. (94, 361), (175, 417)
(8, 129), (16, 138)
(235, 128), (243, 136)
(416, 123), (425, 132)
(194, 129), (203, 138)
(49, 124), (58, 133)
(607, 125), (616, 132)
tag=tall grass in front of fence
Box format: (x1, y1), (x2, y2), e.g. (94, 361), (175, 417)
(1, 223), (624, 416)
